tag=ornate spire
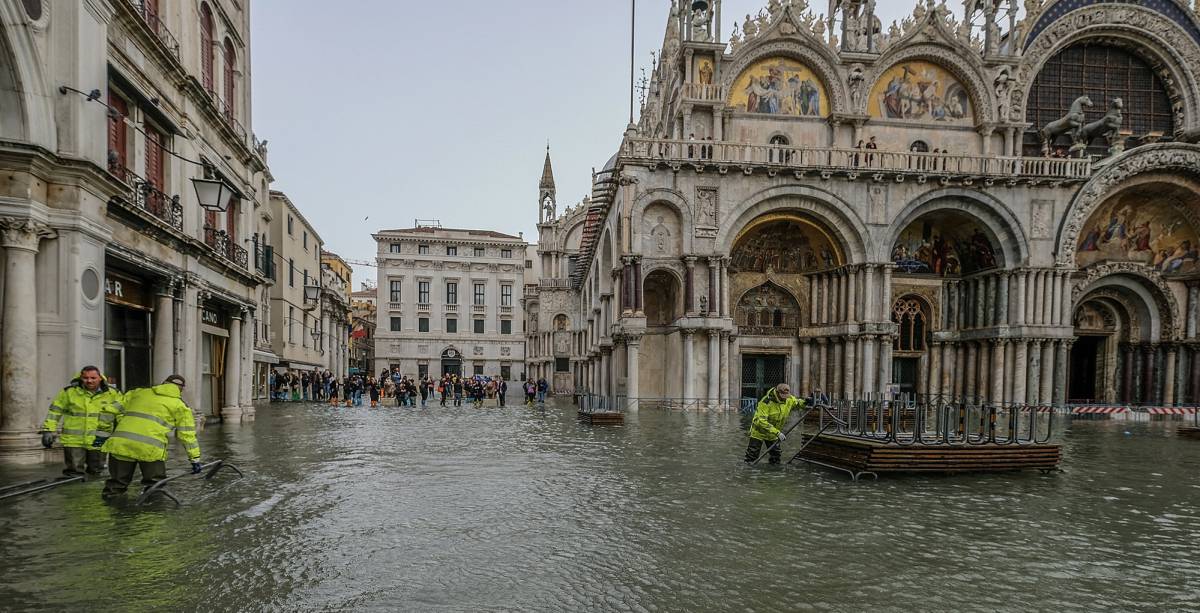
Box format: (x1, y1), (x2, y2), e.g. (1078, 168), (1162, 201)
(539, 143), (555, 190)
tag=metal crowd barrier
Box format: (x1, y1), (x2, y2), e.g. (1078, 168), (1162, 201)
(819, 394), (1057, 446)
(136, 459), (244, 506)
(0, 475), (86, 502)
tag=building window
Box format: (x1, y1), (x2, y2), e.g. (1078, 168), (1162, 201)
(288, 306), (295, 343)
(447, 245), (457, 256)
(501, 284), (512, 307)
(474, 319), (484, 334)
(556, 357), (570, 372)
(107, 91), (129, 171)
(303, 269), (308, 287)
(446, 282), (458, 304)
(390, 317), (403, 332)
(418, 281), (430, 304)
(473, 282), (485, 305)
(418, 244), (429, 254)
(474, 247), (485, 257)
(525, 259), (533, 269)
(389, 280), (402, 303)
(501, 249), (513, 258)
(223, 38), (237, 119)
(501, 364), (511, 380)
(302, 313), (308, 347)
(446, 318), (457, 333)
(418, 363), (429, 379)
(389, 244), (401, 253)
(473, 364), (484, 376)
(288, 259), (295, 287)
(287, 215), (294, 235)
(418, 317), (429, 332)
(200, 2), (215, 92)
(144, 124), (165, 189)
(892, 297), (928, 352)
(303, 231), (308, 250)
(501, 320), (512, 335)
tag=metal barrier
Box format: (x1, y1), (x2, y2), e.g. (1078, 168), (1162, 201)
(136, 460), (244, 507)
(0, 475), (86, 502)
(823, 395), (1056, 446)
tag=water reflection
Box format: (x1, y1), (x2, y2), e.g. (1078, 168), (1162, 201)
(1, 402), (1199, 611)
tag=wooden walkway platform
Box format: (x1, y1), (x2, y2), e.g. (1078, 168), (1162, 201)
(1179, 426), (1200, 440)
(578, 411), (624, 425)
(795, 434), (1062, 477)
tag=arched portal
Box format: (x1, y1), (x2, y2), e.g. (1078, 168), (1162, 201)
(1069, 281), (1167, 404)
(440, 347), (463, 377)
(643, 269), (681, 327)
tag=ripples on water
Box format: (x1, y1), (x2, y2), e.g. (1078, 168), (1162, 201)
(1, 403), (1199, 612)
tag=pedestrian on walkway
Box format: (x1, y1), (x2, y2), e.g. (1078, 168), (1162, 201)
(41, 366), (123, 477)
(100, 375), (201, 499)
(743, 384), (803, 465)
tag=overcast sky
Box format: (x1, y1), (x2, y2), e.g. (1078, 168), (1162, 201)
(251, 0), (935, 287)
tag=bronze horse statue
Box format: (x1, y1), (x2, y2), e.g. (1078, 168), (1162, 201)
(1077, 98), (1125, 154)
(1040, 95), (1093, 156)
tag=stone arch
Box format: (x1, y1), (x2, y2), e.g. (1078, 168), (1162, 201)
(734, 281), (802, 335)
(1071, 264), (1181, 342)
(552, 313), (570, 331)
(864, 43), (993, 125)
(0, 2), (52, 145)
(882, 188), (1029, 268)
(1014, 4), (1200, 133)
(643, 267), (683, 326)
(630, 188), (694, 255)
(598, 227), (615, 295)
(1056, 144), (1200, 266)
(716, 184), (869, 264)
(721, 39), (849, 115)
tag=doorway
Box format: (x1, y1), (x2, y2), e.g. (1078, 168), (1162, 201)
(892, 357), (920, 396)
(741, 354), (787, 400)
(1069, 335), (1103, 403)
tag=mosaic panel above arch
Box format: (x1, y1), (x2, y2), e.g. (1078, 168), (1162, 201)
(729, 214), (843, 275)
(727, 57), (829, 118)
(868, 61), (972, 125)
(891, 210), (999, 276)
(1075, 184), (1200, 275)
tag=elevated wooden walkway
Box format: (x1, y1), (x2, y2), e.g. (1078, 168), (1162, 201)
(577, 411), (623, 425)
(795, 434), (1062, 477)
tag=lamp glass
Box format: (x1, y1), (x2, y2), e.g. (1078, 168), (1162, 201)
(304, 285), (320, 302)
(192, 177), (231, 212)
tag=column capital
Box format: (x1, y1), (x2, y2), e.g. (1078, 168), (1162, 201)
(815, 337), (828, 346)
(0, 217), (54, 252)
(683, 256), (697, 267)
(706, 255), (722, 266)
(625, 333), (642, 345)
(681, 328), (696, 337)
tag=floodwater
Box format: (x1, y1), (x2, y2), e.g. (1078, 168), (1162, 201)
(2, 401), (1199, 612)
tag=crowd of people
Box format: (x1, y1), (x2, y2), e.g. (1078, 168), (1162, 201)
(268, 368), (551, 408)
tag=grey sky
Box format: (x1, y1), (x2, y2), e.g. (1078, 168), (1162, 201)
(251, 1), (931, 286)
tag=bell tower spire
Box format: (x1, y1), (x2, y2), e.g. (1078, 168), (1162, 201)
(539, 143), (556, 224)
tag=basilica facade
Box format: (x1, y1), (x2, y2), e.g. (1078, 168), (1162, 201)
(525, 0), (1200, 408)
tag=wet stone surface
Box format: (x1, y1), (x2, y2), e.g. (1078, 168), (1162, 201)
(2, 401), (1200, 612)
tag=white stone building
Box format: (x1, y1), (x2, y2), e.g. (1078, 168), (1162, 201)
(373, 223), (529, 380)
(529, 0), (1200, 408)
(0, 1), (277, 461)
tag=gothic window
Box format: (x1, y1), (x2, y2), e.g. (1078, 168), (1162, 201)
(736, 283), (800, 336)
(892, 297), (928, 352)
(1024, 43), (1174, 156)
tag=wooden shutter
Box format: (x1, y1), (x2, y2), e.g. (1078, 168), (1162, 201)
(107, 92), (128, 171)
(223, 39), (235, 119)
(144, 125), (164, 188)
(200, 3), (214, 91)
(225, 197), (238, 238)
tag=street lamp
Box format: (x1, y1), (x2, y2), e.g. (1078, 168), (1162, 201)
(191, 171), (237, 212)
(303, 284), (321, 304)
(310, 326), (322, 343)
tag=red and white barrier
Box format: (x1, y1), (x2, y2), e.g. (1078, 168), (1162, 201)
(1145, 407), (1200, 415)
(1072, 406), (1129, 415)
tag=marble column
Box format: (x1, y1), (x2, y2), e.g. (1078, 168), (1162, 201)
(153, 286), (177, 382)
(927, 341), (941, 398)
(1189, 284), (1200, 339)
(984, 275), (995, 327)
(1165, 345), (1178, 405)
(847, 268), (858, 323)
(626, 335), (641, 410)
(1041, 271), (1053, 325)
(990, 340), (1005, 404)
(1190, 347), (1200, 404)
(718, 331), (729, 403)
(707, 329), (720, 401)
(601, 347), (611, 398)
(881, 266), (894, 323)
(831, 340), (844, 398)
(682, 330), (695, 399)
(633, 258), (644, 314)
(844, 336), (857, 398)
(1039, 340), (1054, 405)
(1141, 345), (1156, 404)
(878, 336), (893, 394)
(707, 257), (719, 315)
(978, 341), (991, 402)
(862, 335), (876, 397)
(1054, 339), (1071, 405)
(863, 266), (877, 322)
(817, 338), (829, 392)
(1013, 341), (1028, 405)
(1027, 340), (1042, 405)
(998, 272), (1010, 326)
(800, 339), (812, 396)
(727, 334), (739, 400)
(809, 275), (819, 326)
(1121, 345), (1135, 403)
(0, 220), (54, 460)
(1015, 270), (1027, 326)
(684, 257), (696, 314)
(1051, 271), (1063, 326)
(953, 343), (966, 397)
(965, 342), (978, 399)
(222, 314), (244, 422)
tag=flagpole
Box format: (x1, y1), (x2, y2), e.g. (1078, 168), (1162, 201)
(629, 0), (636, 125)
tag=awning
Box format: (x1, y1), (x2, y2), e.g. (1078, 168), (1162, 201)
(253, 350), (280, 365)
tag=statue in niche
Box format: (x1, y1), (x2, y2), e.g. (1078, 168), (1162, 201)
(696, 188), (717, 227)
(650, 216), (671, 254)
(699, 295), (709, 315)
(692, 4), (712, 42)
(848, 64), (866, 110)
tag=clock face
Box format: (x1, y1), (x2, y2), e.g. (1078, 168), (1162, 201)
(22, 0), (41, 20)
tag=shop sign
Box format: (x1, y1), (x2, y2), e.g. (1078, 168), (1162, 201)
(105, 272), (151, 309)
(202, 306), (226, 327)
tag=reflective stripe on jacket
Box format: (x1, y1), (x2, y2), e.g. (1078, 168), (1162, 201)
(749, 390), (803, 441)
(42, 372), (123, 448)
(101, 384), (200, 462)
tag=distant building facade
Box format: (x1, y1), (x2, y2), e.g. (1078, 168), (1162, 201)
(373, 224), (528, 380)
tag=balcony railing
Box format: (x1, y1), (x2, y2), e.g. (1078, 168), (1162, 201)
(203, 86), (249, 144)
(446, 304), (459, 313)
(128, 1), (180, 59)
(417, 303), (431, 314)
(622, 138), (1094, 181)
(108, 159), (184, 232)
(538, 278), (571, 290)
(203, 226), (249, 269)
(388, 301), (403, 311)
(681, 83), (726, 102)
(500, 305), (513, 315)
(472, 304), (486, 314)
(255, 244), (276, 280)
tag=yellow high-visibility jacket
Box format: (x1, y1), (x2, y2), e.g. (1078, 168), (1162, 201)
(749, 390), (804, 441)
(41, 373), (123, 448)
(101, 384), (200, 462)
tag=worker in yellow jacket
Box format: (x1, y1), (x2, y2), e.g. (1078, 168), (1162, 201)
(100, 374), (202, 499)
(744, 383), (804, 465)
(41, 366), (124, 476)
